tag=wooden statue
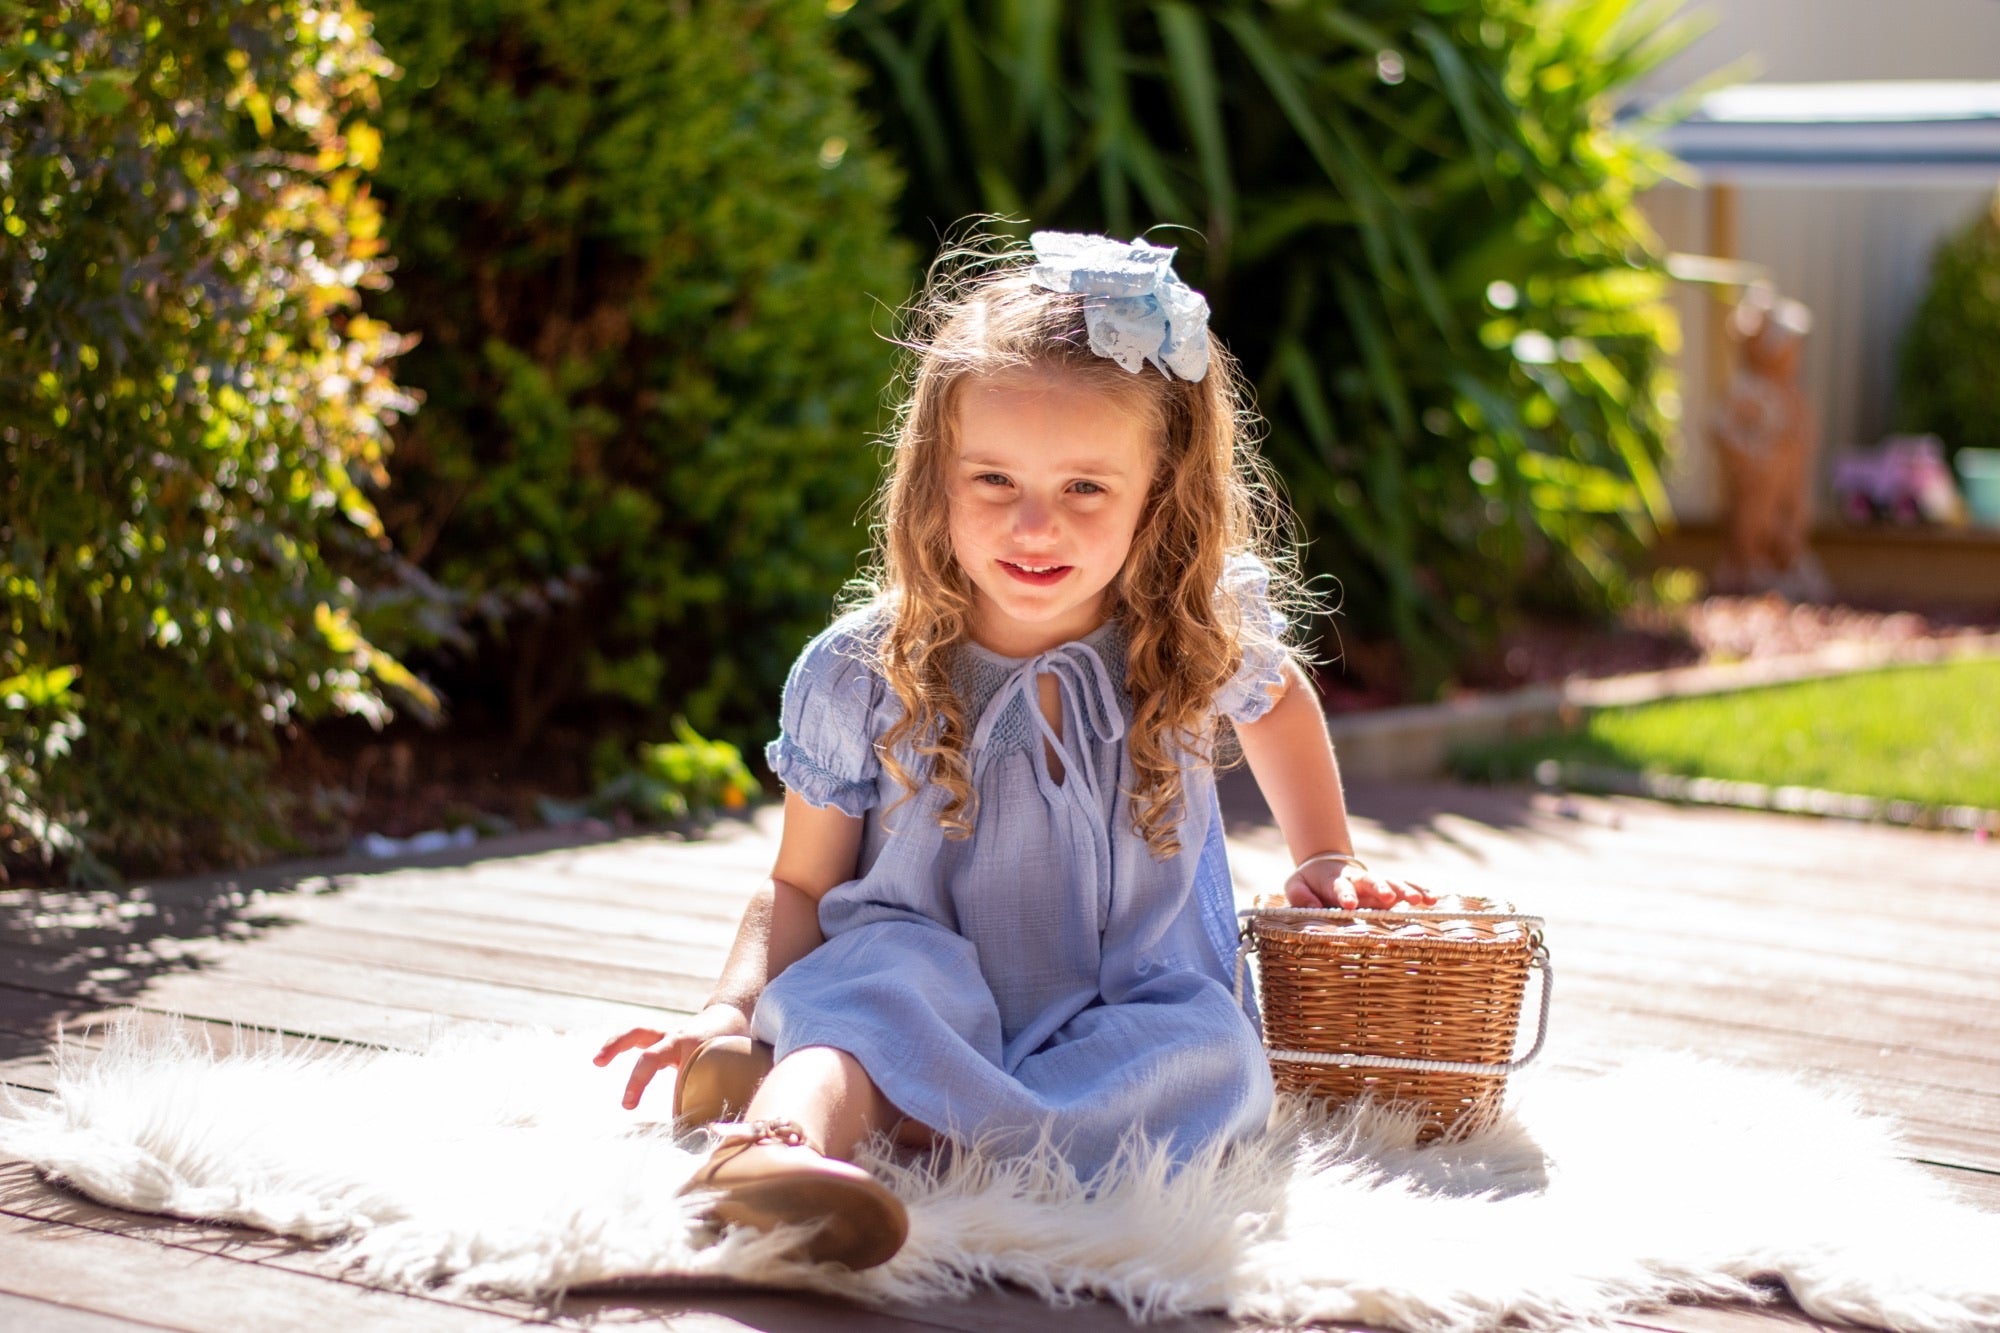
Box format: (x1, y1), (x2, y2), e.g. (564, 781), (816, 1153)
(1710, 284), (1830, 599)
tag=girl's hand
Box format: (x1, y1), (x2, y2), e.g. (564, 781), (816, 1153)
(593, 1001), (751, 1111)
(1284, 858), (1437, 911)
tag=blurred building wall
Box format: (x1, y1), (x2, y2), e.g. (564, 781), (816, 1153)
(1639, 0), (2000, 91)
(1635, 0), (2000, 523)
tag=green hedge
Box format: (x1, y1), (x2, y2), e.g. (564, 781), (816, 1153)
(1, 0), (431, 883)
(1897, 193), (2000, 463)
(841, 0), (1691, 692)
(362, 0), (914, 753)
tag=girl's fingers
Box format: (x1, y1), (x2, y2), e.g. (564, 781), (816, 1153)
(1350, 873), (1389, 907)
(1292, 869), (1356, 909)
(1282, 869), (1438, 911)
(622, 1044), (685, 1110)
(1284, 874), (1354, 909)
(593, 1027), (666, 1066)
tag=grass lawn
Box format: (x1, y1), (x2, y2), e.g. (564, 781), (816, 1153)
(1453, 658), (2000, 813)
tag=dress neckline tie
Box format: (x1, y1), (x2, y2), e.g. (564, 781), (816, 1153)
(970, 640), (1126, 808)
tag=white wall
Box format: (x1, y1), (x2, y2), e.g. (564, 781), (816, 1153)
(1639, 0), (2000, 522)
(1641, 0), (2000, 94)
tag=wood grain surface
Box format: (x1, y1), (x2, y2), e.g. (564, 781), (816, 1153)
(1, 779), (1994, 1331)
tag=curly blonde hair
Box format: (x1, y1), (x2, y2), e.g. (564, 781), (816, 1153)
(850, 241), (1302, 858)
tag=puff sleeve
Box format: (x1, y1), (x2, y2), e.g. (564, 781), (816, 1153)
(1211, 553), (1291, 725)
(763, 618), (885, 818)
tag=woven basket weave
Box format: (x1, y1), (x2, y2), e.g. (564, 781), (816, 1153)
(1238, 897), (1550, 1142)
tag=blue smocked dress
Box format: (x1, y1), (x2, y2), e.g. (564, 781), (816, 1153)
(752, 560), (1286, 1179)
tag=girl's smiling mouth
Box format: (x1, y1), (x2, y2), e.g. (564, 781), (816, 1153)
(999, 560), (1072, 586)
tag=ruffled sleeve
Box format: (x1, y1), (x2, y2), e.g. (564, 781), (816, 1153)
(764, 616), (885, 818)
(1211, 553), (1291, 725)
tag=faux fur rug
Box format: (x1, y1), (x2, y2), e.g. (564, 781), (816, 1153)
(3, 1020), (1997, 1332)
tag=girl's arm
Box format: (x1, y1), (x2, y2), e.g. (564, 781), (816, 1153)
(594, 790), (863, 1108)
(709, 792), (864, 1016)
(1234, 660), (1431, 909)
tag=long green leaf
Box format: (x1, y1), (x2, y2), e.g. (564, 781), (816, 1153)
(1573, 346), (1670, 521)
(1332, 261), (1414, 441)
(1122, 131), (1192, 228)
(1155, 2), (1235, 266)
(1411, 20), (1498, 187)
(1081, 0), (1133, 235)
(1272, 336), (1341, 461)
(850, 16), (952, 190)
(1219, 10), (1376, 231)
(1314, 8), (1397, 54)
(1006, 0), (1061, 146)
(1235, 190), (1359, 264)
(940, 1), (995, 155)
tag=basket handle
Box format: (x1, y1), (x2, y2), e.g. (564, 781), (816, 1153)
(1232, 909), (1555, 1078)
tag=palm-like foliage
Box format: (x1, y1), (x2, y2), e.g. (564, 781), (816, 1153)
(842, 0), (1698, 691)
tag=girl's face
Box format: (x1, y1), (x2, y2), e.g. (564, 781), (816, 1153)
(947, 371), (1157, 658)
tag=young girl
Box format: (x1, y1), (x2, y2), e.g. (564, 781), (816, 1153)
(595, 232), (1429, 1270)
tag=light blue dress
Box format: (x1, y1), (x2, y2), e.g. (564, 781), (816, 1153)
(752, 558), (1284, 1179)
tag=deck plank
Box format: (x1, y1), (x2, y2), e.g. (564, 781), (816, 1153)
(253, 893), (731, 976)
(215, 922), (716, 1012)
(1617, 1302), (1839, 1333)
(0, 1289), (182, 1333)
(0, 1208), (537, 1332)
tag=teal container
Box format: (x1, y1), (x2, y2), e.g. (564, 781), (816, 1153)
(1958, 448), (2000, 528)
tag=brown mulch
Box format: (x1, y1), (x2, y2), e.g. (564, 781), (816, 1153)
(277, 722), (597, 853)
(1318, 594), (2000, 712)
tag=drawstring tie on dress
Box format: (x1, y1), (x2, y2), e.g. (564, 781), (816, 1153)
(970, 641), (1126, 810)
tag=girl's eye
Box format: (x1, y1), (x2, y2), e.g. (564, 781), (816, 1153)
(1069, 480), (1105, 496)
(975, 473), (1010, 487)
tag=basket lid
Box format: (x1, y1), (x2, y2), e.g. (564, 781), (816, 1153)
(1247, 894), (1537, 944)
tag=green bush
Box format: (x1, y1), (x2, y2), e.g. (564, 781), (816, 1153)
(362, 0), (914, 754)
(1897, 192), (2000, 463)
(0, 0), (432, 883)
(537, 718), (761, 827)
(841, 0), (1691, 693)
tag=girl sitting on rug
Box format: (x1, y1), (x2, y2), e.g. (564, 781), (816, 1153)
(595, 232), (1428, 1271)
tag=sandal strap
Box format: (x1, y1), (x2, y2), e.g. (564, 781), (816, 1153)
(706, 1117), (820, 1165)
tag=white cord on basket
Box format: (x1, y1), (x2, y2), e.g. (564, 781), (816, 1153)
(1233, 906), (1555, 1077)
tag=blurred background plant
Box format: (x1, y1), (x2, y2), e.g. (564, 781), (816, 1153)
(358, 0), (914, 762)
(839, 0), (1697, 693)
(6, 0), (1721, 882)
(0, 0), (437, 884)
(536, 719), (760, 828)
(1896, 190), (2000, 466)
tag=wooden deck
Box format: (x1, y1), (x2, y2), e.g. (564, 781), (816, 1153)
(1, 777), (1995, 1332)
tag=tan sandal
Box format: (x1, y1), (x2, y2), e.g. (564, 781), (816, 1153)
(671, 1035), (776, 1128)
(679, 1118), (908, 1270)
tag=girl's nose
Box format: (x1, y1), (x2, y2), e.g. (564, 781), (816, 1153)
(1014, 496), (1056, 540)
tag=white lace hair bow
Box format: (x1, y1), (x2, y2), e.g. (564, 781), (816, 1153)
(1028, 231), (1212, 382)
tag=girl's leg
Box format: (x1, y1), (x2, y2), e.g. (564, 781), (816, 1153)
(740, 1044), (897, 1159)
(685, 1044), (919, 1270)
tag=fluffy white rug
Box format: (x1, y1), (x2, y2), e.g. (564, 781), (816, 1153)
(3, 1019), (1997, 1331)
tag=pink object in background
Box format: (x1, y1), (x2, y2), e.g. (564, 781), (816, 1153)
(1831, 434), (1964, 526)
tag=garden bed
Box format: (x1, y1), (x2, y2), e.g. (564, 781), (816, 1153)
(1652, 522), (2000, 609)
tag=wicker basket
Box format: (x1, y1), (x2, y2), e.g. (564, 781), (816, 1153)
(1235, 896), (1552, 1141)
